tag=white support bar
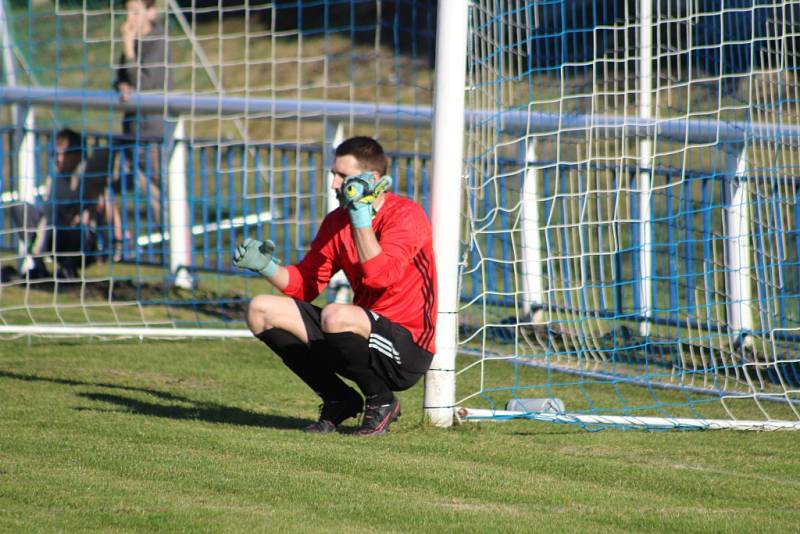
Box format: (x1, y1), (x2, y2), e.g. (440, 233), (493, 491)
(324, 120), (345, 214)
(17, 108), (35, 204)
(521, 138), (543, 313)
(456, 407), (800, 431)
(15, 109), (35, 268)
(0, 325), (253, 338)
(323, 120), (350, 304)
(167, 118), (194, 289)
(725, 146), (753, 335)
(0, 0), (18, 126)
(424, 0), (469, 428)
(638, 0), (653, 337)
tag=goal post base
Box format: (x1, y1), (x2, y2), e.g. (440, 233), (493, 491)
(455, 407), (800, 431)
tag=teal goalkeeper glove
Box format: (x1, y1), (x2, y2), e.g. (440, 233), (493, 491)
(342, 172), (392, 229)
(232, 238), (279, 277)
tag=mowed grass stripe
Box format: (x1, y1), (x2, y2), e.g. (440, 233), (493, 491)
(1, 338), (799, 532)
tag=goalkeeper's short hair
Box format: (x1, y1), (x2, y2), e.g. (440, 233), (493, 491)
(335, 136), (389, 176)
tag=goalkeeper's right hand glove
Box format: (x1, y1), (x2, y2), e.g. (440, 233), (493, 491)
(232, 238), (279, 277)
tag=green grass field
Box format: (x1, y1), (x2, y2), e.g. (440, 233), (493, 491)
(2, 337), (800, 532)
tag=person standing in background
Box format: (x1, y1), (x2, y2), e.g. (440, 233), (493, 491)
(112, 0), (171, 260)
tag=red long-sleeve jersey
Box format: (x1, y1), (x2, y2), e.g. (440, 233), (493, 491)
(282, 193), (437, 354)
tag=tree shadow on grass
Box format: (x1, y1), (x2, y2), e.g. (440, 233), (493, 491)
(0, 370), (309, 430)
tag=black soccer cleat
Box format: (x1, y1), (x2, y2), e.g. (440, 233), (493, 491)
(355, 395), (401, 436)
(303, 390), (363, 434)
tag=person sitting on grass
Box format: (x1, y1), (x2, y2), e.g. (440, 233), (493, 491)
(10, 128), (99, 280)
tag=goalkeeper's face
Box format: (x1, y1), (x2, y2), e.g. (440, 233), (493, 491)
(332, 155), (379, 208)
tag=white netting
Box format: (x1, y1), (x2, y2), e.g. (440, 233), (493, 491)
(0, 0), (435, 336)
(458, 0), (800, 429)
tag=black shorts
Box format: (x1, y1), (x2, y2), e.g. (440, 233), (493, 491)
(294, 300), (434, 391)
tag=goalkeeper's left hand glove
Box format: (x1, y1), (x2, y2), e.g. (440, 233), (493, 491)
(232, 238), (279, 277)
(342, 172), (392, 229)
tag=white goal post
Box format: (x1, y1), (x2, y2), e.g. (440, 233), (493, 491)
(423, 0), (469, 428)
(425, 0), (800, 430)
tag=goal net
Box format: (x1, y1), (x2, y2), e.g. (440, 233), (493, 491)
(0, 0), (434, 337)
(456, 0), (800, 430)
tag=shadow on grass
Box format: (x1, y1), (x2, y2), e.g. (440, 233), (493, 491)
(0, 370), (309, 431)
(0, 370), (192, 402)
(76, 392), (309, 430)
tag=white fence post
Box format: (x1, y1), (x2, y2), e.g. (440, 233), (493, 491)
(521, 138), (544, 318)
(0, 0), (17, 126)
(2, 2), (36, 268)
(16, 108), (35, 205)
(0, 0), (33, 204)
(725, 144), (753, 340)
(168, 117), (193, 289)
(424, 0), (469, 427)
(638, 0), (654, 337)
(324, 120), (344, 214)
(323, 119), (350, 303)
(15, 109), (35, 271)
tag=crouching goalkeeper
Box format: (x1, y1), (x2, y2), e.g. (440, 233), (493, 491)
(233, 136), (437, 436)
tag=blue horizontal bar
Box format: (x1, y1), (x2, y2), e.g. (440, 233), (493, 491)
(2, 85), (800, 144)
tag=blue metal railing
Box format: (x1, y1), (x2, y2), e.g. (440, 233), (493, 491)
(0, 127), (431, 268)
(4, 126), (800, 336)
(4, 126), (800, 337)
(460, 158), (800, 338)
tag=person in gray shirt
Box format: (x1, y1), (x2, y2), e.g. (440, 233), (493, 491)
(112, 0), (172, 259)
(114, 0), (171, 139)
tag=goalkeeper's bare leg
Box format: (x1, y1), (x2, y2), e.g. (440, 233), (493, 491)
(246, 294), (311, 343)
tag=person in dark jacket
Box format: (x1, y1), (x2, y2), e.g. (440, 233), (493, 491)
(10, 128), (100, 280)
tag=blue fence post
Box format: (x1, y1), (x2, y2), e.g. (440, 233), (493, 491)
(254, 145), (263, 244)
(227, 146), (236, 267)
(701, 176), (713, 331)
(214, 146), (223, 272)
(200, 147), (210, 268)
(666, 177), (678, 322)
